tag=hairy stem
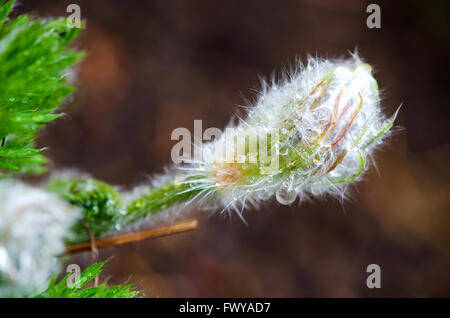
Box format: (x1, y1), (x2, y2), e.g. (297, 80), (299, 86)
(47, 176), (205, 244)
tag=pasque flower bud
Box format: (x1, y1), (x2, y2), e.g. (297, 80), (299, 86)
(0, 180), (79, 296)
(178, 53), (399, 217)
(50, 53), (399, 234)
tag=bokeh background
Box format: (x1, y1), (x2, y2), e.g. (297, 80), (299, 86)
(17, 0), (450, 296)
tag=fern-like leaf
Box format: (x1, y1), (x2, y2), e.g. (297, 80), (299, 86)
(0, 0), (84, 175)
(34, 262), (143, 298)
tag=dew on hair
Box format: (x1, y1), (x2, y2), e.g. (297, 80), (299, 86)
(275, 187), (297, 205)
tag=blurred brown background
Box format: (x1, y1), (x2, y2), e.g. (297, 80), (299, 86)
(17, 0), (450, 296)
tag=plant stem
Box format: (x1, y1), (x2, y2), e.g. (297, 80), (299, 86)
(81, 219), (99, 286)
(48, 176), (206, 244)
(64, 219), (198, 254)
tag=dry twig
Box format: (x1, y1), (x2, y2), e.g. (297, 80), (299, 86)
(65, 219), (198, 255)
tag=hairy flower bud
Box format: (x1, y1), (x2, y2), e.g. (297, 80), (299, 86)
(178, 53), (399, 216)
(0, 180), (80, 297)
(52, 54), (399, 232)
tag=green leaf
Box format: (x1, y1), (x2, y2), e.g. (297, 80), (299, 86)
(0, 1), (13, 27)
(47, 178), (124, 243)
(34, 262), (143, 298)
(0, 0), (84, 175)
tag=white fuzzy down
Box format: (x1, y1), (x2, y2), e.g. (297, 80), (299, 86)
(0, 180), (80, 297)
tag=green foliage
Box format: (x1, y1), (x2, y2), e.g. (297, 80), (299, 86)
(35, 262), (143, 298)
(0, 0), (84, 175)
(47, 176), (203, 243)
(48, 178), (124, 242)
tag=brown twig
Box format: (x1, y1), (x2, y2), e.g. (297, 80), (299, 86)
(65, 219), (198, 255)
(81, 219), (99, 286)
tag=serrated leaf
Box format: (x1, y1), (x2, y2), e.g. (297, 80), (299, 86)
(34, 262), (143, 298)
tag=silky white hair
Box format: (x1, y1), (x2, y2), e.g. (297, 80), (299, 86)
(0, 180), (80, 297)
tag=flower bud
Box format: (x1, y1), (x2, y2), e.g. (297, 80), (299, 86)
(0, 180), (80, 296)
(179, 54), (399, 214)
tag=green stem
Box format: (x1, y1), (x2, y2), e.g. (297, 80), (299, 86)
(47, 176), (206, 244)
